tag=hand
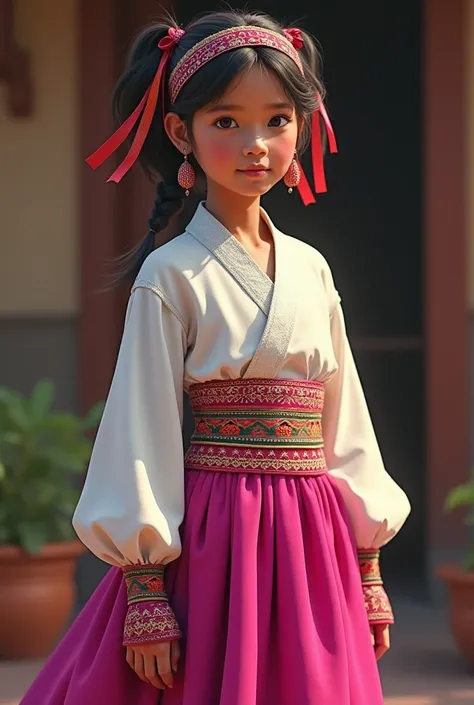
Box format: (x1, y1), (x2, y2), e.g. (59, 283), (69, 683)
(126, 639), (180, 689)
(370, 623), (390, 661)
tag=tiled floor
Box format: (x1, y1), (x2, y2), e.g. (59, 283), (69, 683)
(1, 595), (473, 704)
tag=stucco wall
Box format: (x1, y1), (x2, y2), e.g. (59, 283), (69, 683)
(0, 0), (78, 316)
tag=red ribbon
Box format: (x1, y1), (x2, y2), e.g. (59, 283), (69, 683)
(295, 98), (337, 205)
(85, 28), (184, 183)
(295, 159), (316, 206)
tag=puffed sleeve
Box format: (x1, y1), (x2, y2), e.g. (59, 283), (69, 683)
(322, 299), (411, 550)
(72, 282), (186, 568)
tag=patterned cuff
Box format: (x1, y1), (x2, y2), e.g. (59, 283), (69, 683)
(358, 549), (394, 625)
(122, 564), (181, 645)
(123, 600), (182, 645)
(123, 563), (168, 604)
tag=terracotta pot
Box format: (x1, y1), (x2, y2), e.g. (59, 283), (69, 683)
(0, 541), (84, 659)
(437, 563), (474, 665)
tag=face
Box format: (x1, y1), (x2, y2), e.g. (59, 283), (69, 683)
(167, 64), (299, 200)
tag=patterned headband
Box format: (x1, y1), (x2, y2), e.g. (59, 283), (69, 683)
(86, 24), (337, 205)
(168, 26), (304, 103)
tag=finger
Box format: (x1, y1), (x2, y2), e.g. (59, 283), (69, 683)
(132, 651), (149, 684)
(126, 647), (135, 671)
(374, 642), (389, 661)
(369, 627), (375, 647)
(156, 643), (174, 688)
(143, 651), (165, 689)
(171, 640), (181, 673)
(376, 624), (391, 648)
(374, 624), (390, 661)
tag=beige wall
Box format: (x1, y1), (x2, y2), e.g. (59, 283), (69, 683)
(468, 0), (474, 310)
(0, 0), (78, 316)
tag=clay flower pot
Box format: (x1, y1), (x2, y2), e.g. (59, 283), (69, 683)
(0, 541), (84, 659)
(437, 563), (474, 666)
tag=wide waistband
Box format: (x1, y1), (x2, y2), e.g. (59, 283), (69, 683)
(188, 377), (325, 413)
(185, 378), (327, 476)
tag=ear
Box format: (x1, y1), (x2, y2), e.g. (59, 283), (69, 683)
(164, 113), (191, 155)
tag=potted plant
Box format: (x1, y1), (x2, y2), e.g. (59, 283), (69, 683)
(0, 379), (103, 659)
(436, 476), (474, 665)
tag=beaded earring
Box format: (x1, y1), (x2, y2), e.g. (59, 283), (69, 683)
(177, 147), (196, 196)
(283, 154), (301, 194)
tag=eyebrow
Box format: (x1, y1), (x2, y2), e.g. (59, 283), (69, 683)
(206, 101), (294, 113)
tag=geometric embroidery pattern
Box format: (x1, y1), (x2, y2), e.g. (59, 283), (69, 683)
(123, 601), (182, 645)
(123, 564), (167, 605)
(186, 378), (328, 475)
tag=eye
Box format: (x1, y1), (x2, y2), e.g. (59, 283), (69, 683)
(215, 117), (238, 129)
(268, 115), (291, 127)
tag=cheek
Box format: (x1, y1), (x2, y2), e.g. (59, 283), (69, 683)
(194, 128), (236, 170)
(205, 141), (235, 165)
(272, 135), (298, 168)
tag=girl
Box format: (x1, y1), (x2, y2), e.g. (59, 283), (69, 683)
(21, 9), (410, 705)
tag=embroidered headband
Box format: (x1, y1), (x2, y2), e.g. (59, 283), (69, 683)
(86, 24), (337, 205)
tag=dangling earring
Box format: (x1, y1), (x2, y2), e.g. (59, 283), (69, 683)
(177, 147), (196, 196)
(284, 153), (301, 194)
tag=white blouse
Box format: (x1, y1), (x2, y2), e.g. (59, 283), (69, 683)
(72, 202), (411, 566)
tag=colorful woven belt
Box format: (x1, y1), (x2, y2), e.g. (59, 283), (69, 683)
(184, 378), (328, 475)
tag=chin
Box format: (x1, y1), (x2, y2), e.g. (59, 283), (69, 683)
(232, 182), (276, 198)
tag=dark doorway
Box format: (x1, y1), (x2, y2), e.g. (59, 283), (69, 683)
(178, 1), (424, 585)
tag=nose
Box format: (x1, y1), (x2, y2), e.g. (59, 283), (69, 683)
(242, 133), (268, 157)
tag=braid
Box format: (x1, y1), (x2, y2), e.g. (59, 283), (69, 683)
(113, 180), (184, 285)
(148, 181), (184, 233)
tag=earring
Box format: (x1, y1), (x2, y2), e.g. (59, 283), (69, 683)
(177, 148), (196, 196)
(284, 154), (301, 193)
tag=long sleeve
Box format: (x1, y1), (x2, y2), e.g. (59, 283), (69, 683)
(72, 284), (187, 568)
(323, 302), (411, 550)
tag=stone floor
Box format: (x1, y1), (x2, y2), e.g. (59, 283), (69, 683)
(1, 594), (473, 704)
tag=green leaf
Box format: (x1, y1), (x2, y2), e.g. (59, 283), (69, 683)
(0, 390), (30, 431)
(51, 515), (75, 541)
(0, 460), (5, 481)
(29, 379), (54, 422)
(37, 446), (88, 472)
(0, 431), (22, 446)
(0, 525), (12, 543)
(0, 383), (103, 547)
(18, 522), (48, 554)
(81, 401), (105, 430)
(37, 412), (80, 434)
(465, 549), (474, 571)
(444, 483), (474, 511)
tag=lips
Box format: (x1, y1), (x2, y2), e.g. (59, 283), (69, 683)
(240, 167), (269, 172)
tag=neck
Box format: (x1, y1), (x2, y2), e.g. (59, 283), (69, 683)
(204, 186), (267, 247)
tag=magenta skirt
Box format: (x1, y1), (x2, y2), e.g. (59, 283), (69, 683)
(21, 380), (385, 705)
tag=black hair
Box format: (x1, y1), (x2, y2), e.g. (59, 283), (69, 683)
(113, 9), (325, 283)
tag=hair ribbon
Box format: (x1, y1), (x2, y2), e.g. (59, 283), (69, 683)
(85, 27), (185, 183)
(283, 27), (338, 205)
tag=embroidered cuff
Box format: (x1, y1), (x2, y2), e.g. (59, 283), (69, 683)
(362, 583), (394, 624)
(122, 564), (181, 645)
(123, 601), (182, 645)
(123, 563), (168, 605)
(358, 549), (394, 625)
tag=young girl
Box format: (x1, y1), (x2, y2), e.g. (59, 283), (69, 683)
(22, 9), (410, 705)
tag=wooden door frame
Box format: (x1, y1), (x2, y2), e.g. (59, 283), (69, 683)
(78, 0), (169, 411)
(425, 0), (470, 559)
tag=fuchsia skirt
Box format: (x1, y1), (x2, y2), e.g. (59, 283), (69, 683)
(21, 379), (384, 705)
